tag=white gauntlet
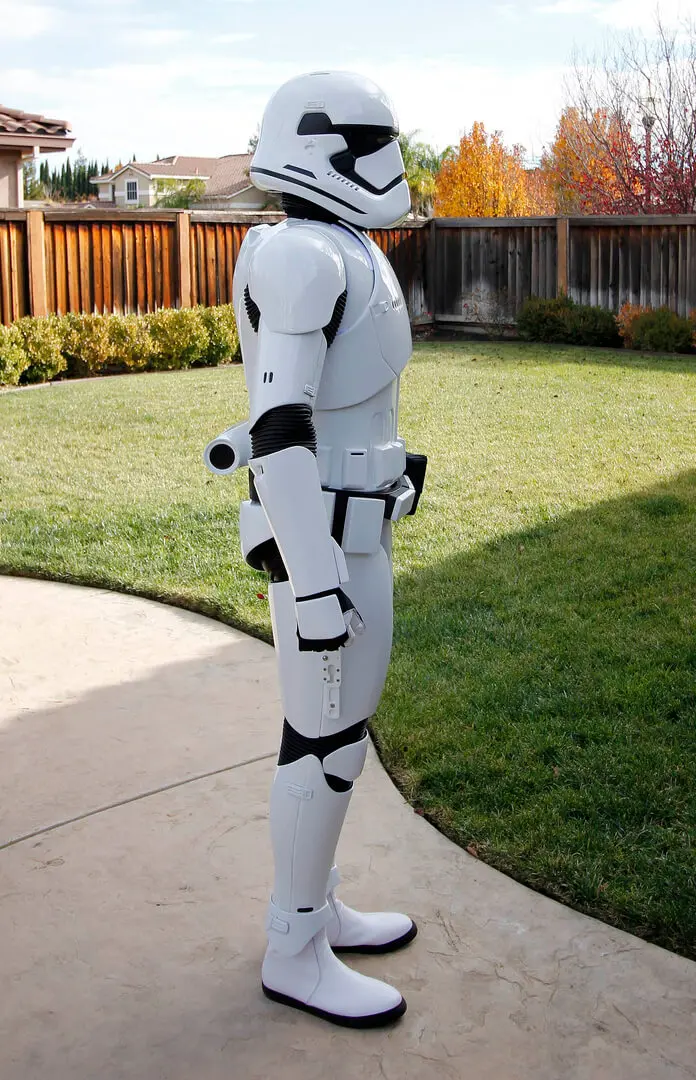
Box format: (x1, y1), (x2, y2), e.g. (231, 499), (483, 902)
(295, 588), (365, 653)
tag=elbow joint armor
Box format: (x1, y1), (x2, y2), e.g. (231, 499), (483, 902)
(250, 403), (317, 458)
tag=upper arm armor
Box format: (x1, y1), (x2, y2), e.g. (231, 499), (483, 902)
(248, 226), (346, 334)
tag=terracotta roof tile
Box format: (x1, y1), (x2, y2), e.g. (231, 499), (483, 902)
(0, 105), (71, 138)
(130, 155), (221, 178)
(202, 154), (253, 197)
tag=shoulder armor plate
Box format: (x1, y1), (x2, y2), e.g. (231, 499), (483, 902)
(248, 224), (347, 335)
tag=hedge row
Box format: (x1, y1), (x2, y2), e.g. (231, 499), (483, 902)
(517, 295), (696, 353)
(0, 305), (239, 386)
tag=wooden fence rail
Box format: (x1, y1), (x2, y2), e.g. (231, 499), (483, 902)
(3, 209), (696, 328)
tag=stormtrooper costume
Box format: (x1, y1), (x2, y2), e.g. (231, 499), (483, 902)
(204, 71), (426, 1028)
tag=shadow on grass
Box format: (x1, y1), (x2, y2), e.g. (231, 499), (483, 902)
(422, 336), (696, 375)
(3, 469), (695, 957)
(376, 468), (696, 958)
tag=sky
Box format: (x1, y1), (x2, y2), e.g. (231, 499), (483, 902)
(1, 0), (694, 168)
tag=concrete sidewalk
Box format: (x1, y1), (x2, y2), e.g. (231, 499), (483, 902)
(1, 576), (694, 1080)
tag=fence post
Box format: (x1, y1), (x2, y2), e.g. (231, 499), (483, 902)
(427, 217), (437, 325)
(26, 209), (47, 317)
(556, 217), (569, 297)
(176, 211), (192, 308)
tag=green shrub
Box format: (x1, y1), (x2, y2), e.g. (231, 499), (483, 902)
(145, 308), (209, 370)
(61, 313), (112, 375)
(197, 304), (240, 365)
(0, 323), (29, 386)
(517, 295), (621, 348)
(564, 304), (621, 348)
(4, 304), (238, 384)
(629, 307), (694, 354)
(107, 314), (153, 371)
(517, 294), (575, 343)
(15, 315), (66, 382)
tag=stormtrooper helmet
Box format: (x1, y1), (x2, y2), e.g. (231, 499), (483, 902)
(250, 71), (411, 228)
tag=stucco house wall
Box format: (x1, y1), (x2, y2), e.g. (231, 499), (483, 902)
(0, 150), (23, 208)
(98, 167), (156, 207)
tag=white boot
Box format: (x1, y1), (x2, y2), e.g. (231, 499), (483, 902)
(325, 866), (417, 954)
(262, 916), (406, 1028)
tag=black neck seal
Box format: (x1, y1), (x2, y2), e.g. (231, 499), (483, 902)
(281, 193), (341, 224)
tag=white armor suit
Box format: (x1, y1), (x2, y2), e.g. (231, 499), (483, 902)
(204, 71), (426, 1028)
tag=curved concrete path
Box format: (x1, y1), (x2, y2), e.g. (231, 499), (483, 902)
(1, 576), (695, 1080)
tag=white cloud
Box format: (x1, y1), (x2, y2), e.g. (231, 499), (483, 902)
(537, 0), (596, 11)
(126, 28), (191, 47)
(214, 33), (257, 43)
(2, 52), (567, 165)
(536, 0), (694, 29)
(1, 57), (296, 161)
(353, 57), (568, 157)
(0, 0), (59, 39)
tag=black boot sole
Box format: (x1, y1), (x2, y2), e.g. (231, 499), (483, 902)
(262, 984), (407, 1028)
(331, 919), (418, 955)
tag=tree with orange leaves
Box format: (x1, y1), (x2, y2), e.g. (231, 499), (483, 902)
(434, 122), (530, 217)
(540, 106), (640, 214)
(523, 166), (556, 215)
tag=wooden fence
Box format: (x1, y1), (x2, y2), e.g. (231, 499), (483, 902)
(2, 208), (696, 328)
(430, 215), (696, 325)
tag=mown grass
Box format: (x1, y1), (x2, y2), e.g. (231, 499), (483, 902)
(1, 341), (695, 956)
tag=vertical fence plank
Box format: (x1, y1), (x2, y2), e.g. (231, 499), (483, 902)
(197, 225), (207, 305)
(78, 224), (91, 312)
(189, 223), (199, 306)
(224, 226), (235, 304)
(26, 211), (47, 317)
(124, 225), (135, 313)
(160, 223), (171, 309)
(0, 225), (11, 324)
(205, 224), (217, 306)
(153, 224), (163, 310)
(100, 225), (112, 312)
(176, 212), (192, 308)
(144, 222), (154, 311)
(668, 225), (678, 313)
(44, 220), (56, 315)
(54, 225), (67, 315)
(66, 226), (80, 312)
(556, 218), (568, 296)
(8, 223), (22, 321)
(92, 224), (103, 313)
(216, 225), (226, 304)
(134, 223), (145, 313)
(111, 225), (123, 313)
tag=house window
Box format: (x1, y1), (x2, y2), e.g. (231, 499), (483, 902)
(126, 180), (138, 203)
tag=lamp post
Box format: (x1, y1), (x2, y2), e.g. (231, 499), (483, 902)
(641, 96), (656, 213)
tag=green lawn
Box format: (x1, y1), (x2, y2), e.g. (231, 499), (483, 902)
(2, 341), (695, 957)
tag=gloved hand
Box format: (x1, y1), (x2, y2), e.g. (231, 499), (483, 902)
(295, 587), (365, 652)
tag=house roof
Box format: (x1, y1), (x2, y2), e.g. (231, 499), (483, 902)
(0, 104), (74, 153)
(202, 154), (252, 197)
(0, 105), (71, 138)
(93, 153), (253, 197)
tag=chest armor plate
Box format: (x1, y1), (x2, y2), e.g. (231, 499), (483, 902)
(234, 222), (412, 414)
(314, 226), (412, 411)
